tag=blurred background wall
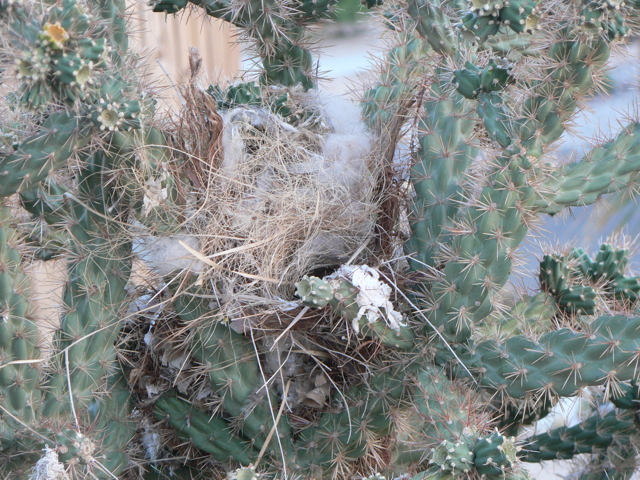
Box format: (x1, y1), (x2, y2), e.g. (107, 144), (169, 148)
(126, 0), (242, 104)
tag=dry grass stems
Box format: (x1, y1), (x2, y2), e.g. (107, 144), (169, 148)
(139, 65), (384, 330)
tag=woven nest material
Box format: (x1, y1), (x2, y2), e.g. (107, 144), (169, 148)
(143, 81), (384, 325)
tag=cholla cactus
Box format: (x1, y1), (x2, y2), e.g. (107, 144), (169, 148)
(2, 0), (640, 479)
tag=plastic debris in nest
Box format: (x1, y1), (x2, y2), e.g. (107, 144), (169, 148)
(327, 265), (406, 334)
(29, 448), (69, 480)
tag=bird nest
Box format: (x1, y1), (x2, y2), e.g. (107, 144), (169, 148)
(139, 79), (384, 328)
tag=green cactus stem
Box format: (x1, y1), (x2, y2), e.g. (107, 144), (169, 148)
(0, 112), (93, 197)
(430, 440), (475, 475)
(534, 123), (640, 215)
(0, 205), (42, 448)
(522, 409), (636, 462)
(406, 0), (456, 55)
(295, 271), (416, 349)
(571, 245), (640, 303)
(405, 80), (479, 272)
(154, 396), (257, 465)
(40, 149), (133, 418)
(170, 285), (295, 458)
(473, 432), (519, 476)
(539, 254), (597, 315)
(445, 314), (640, 400)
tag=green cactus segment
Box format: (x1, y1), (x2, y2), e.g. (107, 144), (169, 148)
(572, 245), (640, 302)
(431, 440), (475, 475)
(535, 122), (640, 215)
(473, 433), (519, 476)
(122, 129), (179, 234)
(209, 82), (263, 109)
(479, 35), (609, 153)
(453, 59), (513, 100)
(229, 465), (260, 480)
(539, 255), (571, 295)
(553, 285), (597, 315)
(492, 292), (558, 337)
(41, 150), (133, 418)
(461, 12), (501, 43)
(173, 291), (294, 456)
(2, 372), (134, 479)
(8, 0), (111, 109)
(393, 368), (474, 467)
(611, 382), (640, 410)
(455, 59), (513, 148)
(20, 181), (70, 227)
(328, 276), (359, 317)
(93, 88), (144, 132)
(450, 314), (640, 399)
(522, 409), (636, 462)
(362, 36), (431, 130)
(194, 323), (294, 454)
(154, 396), (257, 465)
(579, 1), (631, 41)
(295, 275), (333, 308)
(575, 244), (629, 279)
(20, 181), (71, 260)
(78, 372), (135, 477)
(397, 368), (520, 477)
(461, 0), (539, 41)
(408, 158), (529, 343)
(505, 37), (609, 153)
(497, 401), (554, 438)
(11, 373), (136, 480)
(539, 254), (597, 315)
(500, 0), (539, 33)
(406, 0), (455, 55)
(294, 366), (407, 469)
(357, 319), (416, 349)
(150, 0), (330, 89)
(90, 0), (129, 62)
(406, 33), (614, 343)
(106, 127), (177, 234)
(543, 245), (640, 305)
(477, 92), (511, 148)
(295, 273), (415, 349)
(0, 112), (93, 197)
(261, 42), (315, 90)
(207, 82), (311, 123)
(328, 272), (415, 348)
(0, 207), (42, 447)
(468, 0), (504, 17)
(574, 448), (638, 480)
(406, 82), (478, 271)
(416, 368), (471, 441)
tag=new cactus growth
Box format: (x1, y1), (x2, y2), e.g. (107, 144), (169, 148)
(2, 0), (640, 478)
